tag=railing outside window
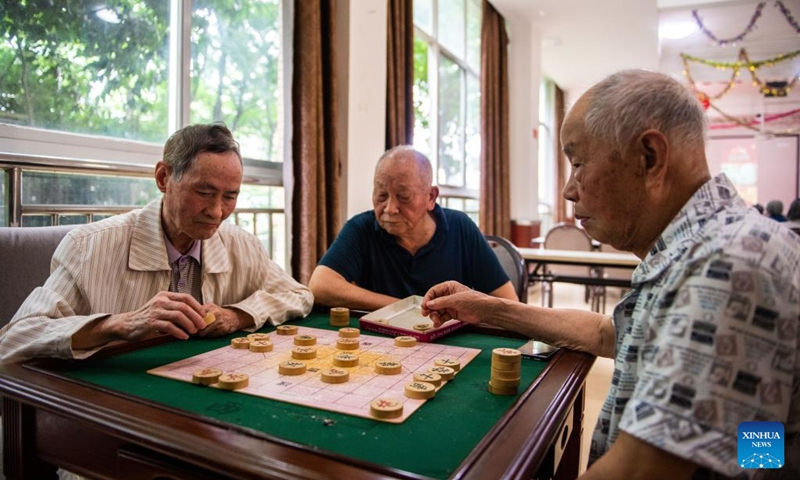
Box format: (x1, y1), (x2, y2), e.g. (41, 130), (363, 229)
(1, 153), (286, 267)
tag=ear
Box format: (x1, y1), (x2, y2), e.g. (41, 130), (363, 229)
(154, 161), (170, 193)
(637, 129), (669, 189)
(428, 185), (440, 211)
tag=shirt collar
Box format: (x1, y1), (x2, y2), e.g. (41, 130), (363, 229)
(164, 234), (202, 265)
(633, 173), (743, 285)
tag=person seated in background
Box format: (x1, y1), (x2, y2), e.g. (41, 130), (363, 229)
(422, 70), (798, 479)
(308, 146), (517, 311)
(752, 202), (764, 215)
(0, 123), (313, 364)
(765, 199), (787, 222)
(785, 197), (800, 232)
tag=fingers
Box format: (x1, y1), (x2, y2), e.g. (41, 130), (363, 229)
(197, 305), (234, 338)
(422, 281), (458, 316)
(153, 319), (191, 340)
(162, 292), (206, 330)
(429, 310), (453, 327)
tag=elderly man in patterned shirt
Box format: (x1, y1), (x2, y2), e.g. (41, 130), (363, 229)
(1, 123), (313, 364)
(422, 70), (799, 479)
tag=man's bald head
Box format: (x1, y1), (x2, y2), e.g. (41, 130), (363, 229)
(375, 146), (433, 190)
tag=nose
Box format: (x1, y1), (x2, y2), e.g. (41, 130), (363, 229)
(385, 196), (399, 214)
(562, 172), (578, 203)
(205, 196), (224, 220)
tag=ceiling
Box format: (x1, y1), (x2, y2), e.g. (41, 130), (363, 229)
(489, 0), (800, 132)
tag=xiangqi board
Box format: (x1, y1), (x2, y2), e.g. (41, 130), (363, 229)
(148, 326), (480, 423)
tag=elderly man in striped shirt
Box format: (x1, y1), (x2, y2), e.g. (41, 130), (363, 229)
(1, 123), (313, 364)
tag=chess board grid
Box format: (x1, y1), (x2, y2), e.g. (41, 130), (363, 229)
(148, 326), (481, 423)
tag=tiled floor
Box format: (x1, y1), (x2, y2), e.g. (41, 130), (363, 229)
(528, 282), (622, 475)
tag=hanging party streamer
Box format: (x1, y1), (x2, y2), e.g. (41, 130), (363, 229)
(775, 1), (800, 33)
(693, 1), (800, 46)
(708, 103), (800, 134)
(681, 48), (800, 99)
(693, 3), (765, 45)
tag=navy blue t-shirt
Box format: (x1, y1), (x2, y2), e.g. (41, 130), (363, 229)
(318, 204), (509, 299)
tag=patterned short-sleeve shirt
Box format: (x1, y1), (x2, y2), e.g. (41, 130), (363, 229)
(589, 174), (800, 479)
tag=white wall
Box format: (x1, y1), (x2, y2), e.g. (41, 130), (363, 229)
(506, 17), (541, 224)
(343, 0), (388, 219)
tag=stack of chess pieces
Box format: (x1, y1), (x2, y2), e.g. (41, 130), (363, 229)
(329, 307), (350, 327)
(489, 347), (521, 395)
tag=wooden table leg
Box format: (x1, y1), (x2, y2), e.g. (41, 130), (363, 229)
(3, 397), (58, 480)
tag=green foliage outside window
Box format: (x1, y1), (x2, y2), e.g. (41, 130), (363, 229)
(0, 0), (170, 142)
(0, 0), (282, 162)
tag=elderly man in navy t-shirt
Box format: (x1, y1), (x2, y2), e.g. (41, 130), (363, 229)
(308, 146), (518, 311)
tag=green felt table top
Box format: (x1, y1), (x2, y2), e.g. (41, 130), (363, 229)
(55, 313), (548, 479)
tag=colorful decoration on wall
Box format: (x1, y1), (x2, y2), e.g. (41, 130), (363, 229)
(681, 49), (800, 99)
(775, 1), (800, 33)
(693, 2), (765, 45)
(693, 1), (800, 46)
(707, 105), (800, 134)
(684, 1), (800, 134)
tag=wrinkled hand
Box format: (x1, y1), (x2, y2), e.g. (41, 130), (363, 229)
(421, 281), (491, 327)
(105, 292), (206, 341)
(197, 304), (253, 337)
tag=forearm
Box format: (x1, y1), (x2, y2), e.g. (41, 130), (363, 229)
(312, 281), (398, 311)
(0, 312), (113, 364)
(479, 298), (615, 357)
(72, 314), (120, 351)
(230, 286), (313, 329)
(309, 266), (398, 311)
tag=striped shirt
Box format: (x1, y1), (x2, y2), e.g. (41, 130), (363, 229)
(0, 198), (313, 363)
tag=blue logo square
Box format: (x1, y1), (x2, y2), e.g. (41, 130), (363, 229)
(738, 421), (784, 469)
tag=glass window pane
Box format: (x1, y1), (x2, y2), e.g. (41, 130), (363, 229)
(271, 212), (286, 268)
(234, 212), (255, 235)
(465, 74), (480, 190)
(465, 198), (479, 226)
(255, 212), (273, 255)
(238, 185), (284, 209)
(190, 1), (282, 163)
(21, 216), (53, 227)
(0, 2), (170, 143)
(58, 215), (91, 225)
(21, 172), (158, 206)
(413, 0), (433, 35)
(437, 0), (465, 58)
(466, 0), (481, 70)
(413, 35), (432, 159)
(438, 55), (464, 187)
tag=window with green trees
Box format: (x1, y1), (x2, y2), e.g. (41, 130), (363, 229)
(1, 0), (283, 162)
(413, 0), (481, 223)
(1, 0), (286, 262)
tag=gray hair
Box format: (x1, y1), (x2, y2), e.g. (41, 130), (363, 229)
(376, 145), (433, 187)
(163, 123), (241, 179)
(766, 200), (784, 217)
(583, 70), (707, 155)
